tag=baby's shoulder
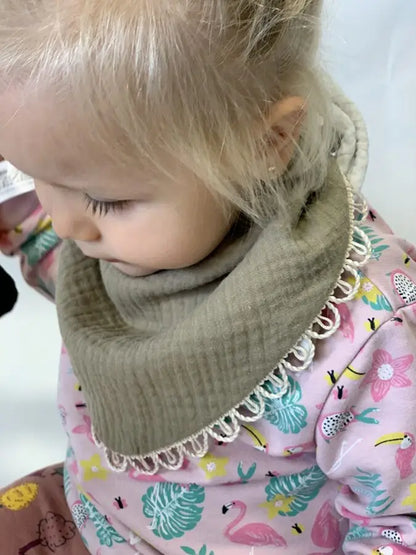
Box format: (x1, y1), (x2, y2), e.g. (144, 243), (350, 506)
(356, 205), (416, 313)
(303, 205), (416, 397)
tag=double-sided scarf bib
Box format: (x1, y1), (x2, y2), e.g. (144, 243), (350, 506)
(56, 159), (369, 474)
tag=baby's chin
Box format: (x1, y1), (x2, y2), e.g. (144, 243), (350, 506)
(110, 260), (157, 277)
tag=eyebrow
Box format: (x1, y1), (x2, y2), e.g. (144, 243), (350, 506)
(51, 181), (118, 200)
(51, 181), (84, 192)
(50, 179), (152, 202)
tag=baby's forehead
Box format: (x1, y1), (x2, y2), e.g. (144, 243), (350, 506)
(0, 86), (181, 195)
(0, 87), (110, 178)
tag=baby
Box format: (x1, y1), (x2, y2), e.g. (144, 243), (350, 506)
(1, 1), (416, 553)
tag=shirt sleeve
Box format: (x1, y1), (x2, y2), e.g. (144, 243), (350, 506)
(316, 303), (416, 554)
(0, 202), (61, 301)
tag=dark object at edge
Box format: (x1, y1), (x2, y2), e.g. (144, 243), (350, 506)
(0, 264), (18, 317)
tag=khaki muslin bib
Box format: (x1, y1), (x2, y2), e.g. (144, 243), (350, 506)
(56, 160), (351, 459)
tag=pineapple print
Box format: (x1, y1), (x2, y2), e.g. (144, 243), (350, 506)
(0, 482), (39, 511)
(391, 270), (416, 305)
(321, 410), (354, 439)
(71, 500), (89, 530)
(381, 528), (403, 544)
(318, 407), (379, 441)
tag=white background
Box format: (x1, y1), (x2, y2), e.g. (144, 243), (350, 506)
(1, 0), (415, 485)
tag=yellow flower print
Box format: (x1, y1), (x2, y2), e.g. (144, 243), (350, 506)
(80, 454), (108, 481)
(348, 275), (392, 312)
(402, 483), (416, 511)
(198, 452), (229, 479)
(355, 277), (379, 303)
(260, 494), (295, 519)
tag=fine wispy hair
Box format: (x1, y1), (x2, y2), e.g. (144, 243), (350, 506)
(0, 0), (337, 228)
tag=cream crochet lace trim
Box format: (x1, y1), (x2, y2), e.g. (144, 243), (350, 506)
(91, 171), (372, 475)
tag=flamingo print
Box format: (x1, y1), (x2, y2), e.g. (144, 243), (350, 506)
(222, 501), (287, 547)
(375, 432), (416, 479)
(338, 302), (355, 342)
(339, 505), (371, 527)
(72, 415), (94, 443)
(311, 500), (341, 550)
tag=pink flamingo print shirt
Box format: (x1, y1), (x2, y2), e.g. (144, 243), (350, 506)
(3, 202), (416, 554)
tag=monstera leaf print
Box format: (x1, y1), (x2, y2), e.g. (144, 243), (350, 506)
(265, 465), (327, 517)
(63, 466), (72, 498)
(358, 225), (389, 261)
(79, 493), (125, 547)
(142, 482), (205, 540)
(352, 468), (394, 516)
(181, 546), (215, 555)
(345, 525), (374, 542)
(264, 375), (308, 433)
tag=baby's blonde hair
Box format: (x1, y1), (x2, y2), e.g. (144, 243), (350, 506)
(0, 0), (336, 227)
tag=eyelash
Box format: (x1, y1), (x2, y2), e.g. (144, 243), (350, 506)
(84, 194), (131, 217)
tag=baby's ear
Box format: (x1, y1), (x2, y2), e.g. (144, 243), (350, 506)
(266, 96), (306, 168)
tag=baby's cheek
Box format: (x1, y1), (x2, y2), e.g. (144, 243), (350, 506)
(33, 179), (49, 210)
(108, 200), (231, 270)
